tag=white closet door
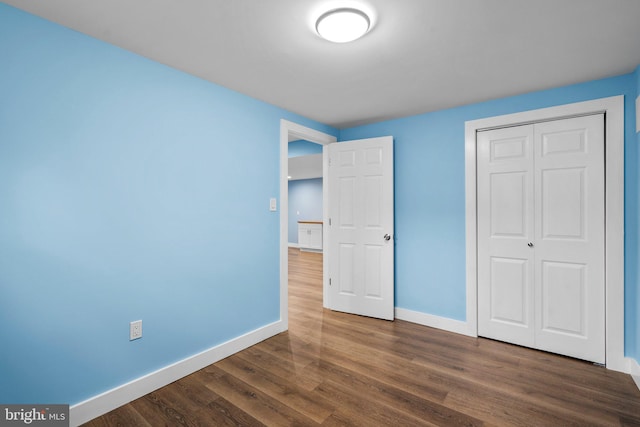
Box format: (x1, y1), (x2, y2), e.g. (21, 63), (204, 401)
(478, 115), (605, 364)
(478, 125), (536, 348)
(533, 115), (605, 363)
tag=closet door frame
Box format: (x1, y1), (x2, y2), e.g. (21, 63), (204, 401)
(464, 96), (625, 372)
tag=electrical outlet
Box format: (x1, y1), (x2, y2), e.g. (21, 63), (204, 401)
(130, 320), (142, 341)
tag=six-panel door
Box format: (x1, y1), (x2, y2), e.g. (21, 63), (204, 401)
(327, 136), (394, 320)
(477, 115), (605, 364)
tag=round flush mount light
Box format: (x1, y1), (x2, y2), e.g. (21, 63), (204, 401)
(316, 8), (370, 43)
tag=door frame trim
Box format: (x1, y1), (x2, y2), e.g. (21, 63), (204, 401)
(279, 120), (336, 330)
(464, 96), (625, 371)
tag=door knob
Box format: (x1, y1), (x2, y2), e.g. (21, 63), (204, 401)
(384, 234), (391, 241)
(528, 242), (534, 248)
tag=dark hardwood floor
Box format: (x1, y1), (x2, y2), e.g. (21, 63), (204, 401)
(85, 248), (640, 426)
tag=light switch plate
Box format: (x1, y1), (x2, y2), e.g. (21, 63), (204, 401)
(269, 198), (277, 212)
(636, 95), (639, 133)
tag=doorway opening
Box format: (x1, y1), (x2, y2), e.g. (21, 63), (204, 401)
(279, 120), (336, 330)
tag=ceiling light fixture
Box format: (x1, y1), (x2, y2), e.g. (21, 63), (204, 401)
(316, 8), (370, 43)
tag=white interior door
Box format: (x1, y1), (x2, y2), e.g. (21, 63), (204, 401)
(533, 116), (605, 363)
(327, 136), (394, 320)
(478, 115), (605, 364)
(477, 125), (536, 348)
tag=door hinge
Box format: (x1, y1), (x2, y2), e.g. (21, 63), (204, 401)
(329, 278), (332, 286)
(329, 218), (332, 226)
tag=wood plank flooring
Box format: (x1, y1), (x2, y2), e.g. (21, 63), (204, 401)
(85, 248), (640, 426)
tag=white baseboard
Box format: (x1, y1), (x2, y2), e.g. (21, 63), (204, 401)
(627, 357), (640, 391)
(287, 243), (323, 253)
(394, 307), (475, 337)
(69, 320), (286, 426)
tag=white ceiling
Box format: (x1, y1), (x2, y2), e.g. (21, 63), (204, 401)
(289, 154), (323, 181)
(5, 0), (640, 129)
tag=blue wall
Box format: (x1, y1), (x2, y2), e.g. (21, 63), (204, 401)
(288, 140), (323, 157)
(288, 179), (323, 244)
(0, 4), (337, 405)
(341, 74), (639, 360)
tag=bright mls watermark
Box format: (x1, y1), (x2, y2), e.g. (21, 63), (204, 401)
(0, 405), (68, 426)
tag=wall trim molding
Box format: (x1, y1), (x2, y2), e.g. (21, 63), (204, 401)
(464, 96), (626, 372)
(288, 242), (300, 248)
(300, 248), (323, 253)
(395, 308), (475, 337)
(627, 357), (640, 391)
(69, 320), (285, 426)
